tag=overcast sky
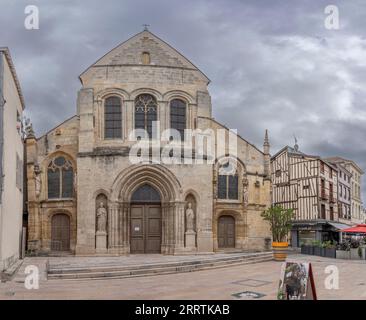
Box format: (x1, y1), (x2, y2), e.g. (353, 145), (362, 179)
(1, 0), (365, 201)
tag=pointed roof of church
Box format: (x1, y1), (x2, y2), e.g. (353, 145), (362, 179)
(79, 29), (210, 84)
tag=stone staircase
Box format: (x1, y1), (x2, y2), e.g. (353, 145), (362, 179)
(47, 251), (273, 280)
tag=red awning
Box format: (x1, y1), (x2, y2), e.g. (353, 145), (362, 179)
(342, 224), (366, 234)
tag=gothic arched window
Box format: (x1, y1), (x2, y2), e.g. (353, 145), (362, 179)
(170, 99), (186, 141)
(104, 96), (122, 139)
(135, 94), (158, 139)
(48, 156), (74, 199)
(218, 160), (239, 200)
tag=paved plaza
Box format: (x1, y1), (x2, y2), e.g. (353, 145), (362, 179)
(1, 254), (366, 300)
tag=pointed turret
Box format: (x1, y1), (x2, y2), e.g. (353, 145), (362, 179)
(263, 129), (270, 179)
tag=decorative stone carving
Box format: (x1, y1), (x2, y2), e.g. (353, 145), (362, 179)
(96, 202), (107, 234)
(185, 202), (196, 249)
(243, 177), (249, 207)
(25, 118), (35, 138)
(34, 164), (41, 198)
(96, 201), (108, 253)
(185, 202), (195, 232)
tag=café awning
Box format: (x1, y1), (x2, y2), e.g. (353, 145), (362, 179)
(327, 222), (352, 231)
(342, 224), (366, 234)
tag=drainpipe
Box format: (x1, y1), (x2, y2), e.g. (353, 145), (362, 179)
(0, 52), (4, 204)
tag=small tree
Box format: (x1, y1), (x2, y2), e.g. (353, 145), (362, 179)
(261, 205), (295, 243)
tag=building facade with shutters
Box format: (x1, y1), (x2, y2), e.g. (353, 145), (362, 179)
(0, 48), (25, 272)
(325, 157), (364, 225)
(271, 145), (343, 247)
(25, 30), (271, 256)
(326, 161), (352, 225)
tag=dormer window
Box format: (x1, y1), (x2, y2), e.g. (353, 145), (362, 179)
(142, 52), (150, 65)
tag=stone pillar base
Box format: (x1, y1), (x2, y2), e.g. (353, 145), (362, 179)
(96, 232), (107, 253)
(108, 245), (130, 255)
(75, 245), (96, 255)
(197, 231), (214, 253)
(185, 230), (196, 249)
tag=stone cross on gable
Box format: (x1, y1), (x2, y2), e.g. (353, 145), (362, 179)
(142, 24), (150, 31)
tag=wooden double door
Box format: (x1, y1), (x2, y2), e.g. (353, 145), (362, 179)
(130, 204), (162, 254)
(218, 216), (235, 248)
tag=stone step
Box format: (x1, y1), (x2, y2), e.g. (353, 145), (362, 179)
(0, 259), (23, 282)
(48, 256), (273, 281)
(48, 252), (273, 280)
(48, 252), (272, 274)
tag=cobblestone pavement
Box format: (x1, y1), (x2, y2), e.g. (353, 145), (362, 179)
(1, 254), (366, 300)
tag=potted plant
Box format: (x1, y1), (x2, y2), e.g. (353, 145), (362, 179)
(322, 240), (336, 258)
(312, 240), (323, 256)
(350, 239), (361, 259)
(300, 241), (314, 255)
(360, 238), (366, 260)
(336, 240), (351, 259)
(261, 205), (295, 261)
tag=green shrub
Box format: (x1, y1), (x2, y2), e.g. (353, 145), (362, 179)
(321, 240), (335, 248)
(261, 206), (295, 242)
(311, 240), (322, 247)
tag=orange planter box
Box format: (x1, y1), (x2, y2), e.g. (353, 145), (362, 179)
(272, 242), (289, 261)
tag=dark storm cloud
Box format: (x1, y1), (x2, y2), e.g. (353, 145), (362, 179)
(1, 0), (366, 200)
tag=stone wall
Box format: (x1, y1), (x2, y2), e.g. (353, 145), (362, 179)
(26, 116), (79, 253)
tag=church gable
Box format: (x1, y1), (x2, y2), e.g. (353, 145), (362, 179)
(36, 115), (79, 157)
(80, 30), (209, 82)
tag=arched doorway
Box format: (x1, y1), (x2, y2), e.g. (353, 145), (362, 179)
(130, 184), (162, 254)
(218, 216), (235, 248)
(51, 214), (70, 251)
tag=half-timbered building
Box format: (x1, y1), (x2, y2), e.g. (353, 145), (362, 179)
(271, 145), (347, 246)
(325, 157), (364, 224)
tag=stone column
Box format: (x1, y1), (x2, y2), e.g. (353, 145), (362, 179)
(159, 101), (168, 133)
(125, 100), (134, 140)
(161, 202), (168, 254)
(120, 202), (130, 254)
(78, 88), (94, 153)
(162, 202), (176, 255)
(108, 201), (119, 254)
(173, 201), (185, 254)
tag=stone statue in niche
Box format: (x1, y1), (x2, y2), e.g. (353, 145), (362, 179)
(96, 202), (107, 233)
(34, 164), (41, 198)
(243, 177), (249, 207)
(185, 202), (195, 232)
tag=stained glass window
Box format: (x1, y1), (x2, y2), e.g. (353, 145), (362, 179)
(48, 157), (74, 199)
(105, 96), (122, 139)
(218, 160), (239, 200)
(170, 99), (186, 141)
(135, 94), (158, 139)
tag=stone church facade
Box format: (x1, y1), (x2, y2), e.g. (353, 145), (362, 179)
(26, 30), (271, 256)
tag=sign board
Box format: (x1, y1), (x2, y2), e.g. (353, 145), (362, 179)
(278, 262), (317, 300)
